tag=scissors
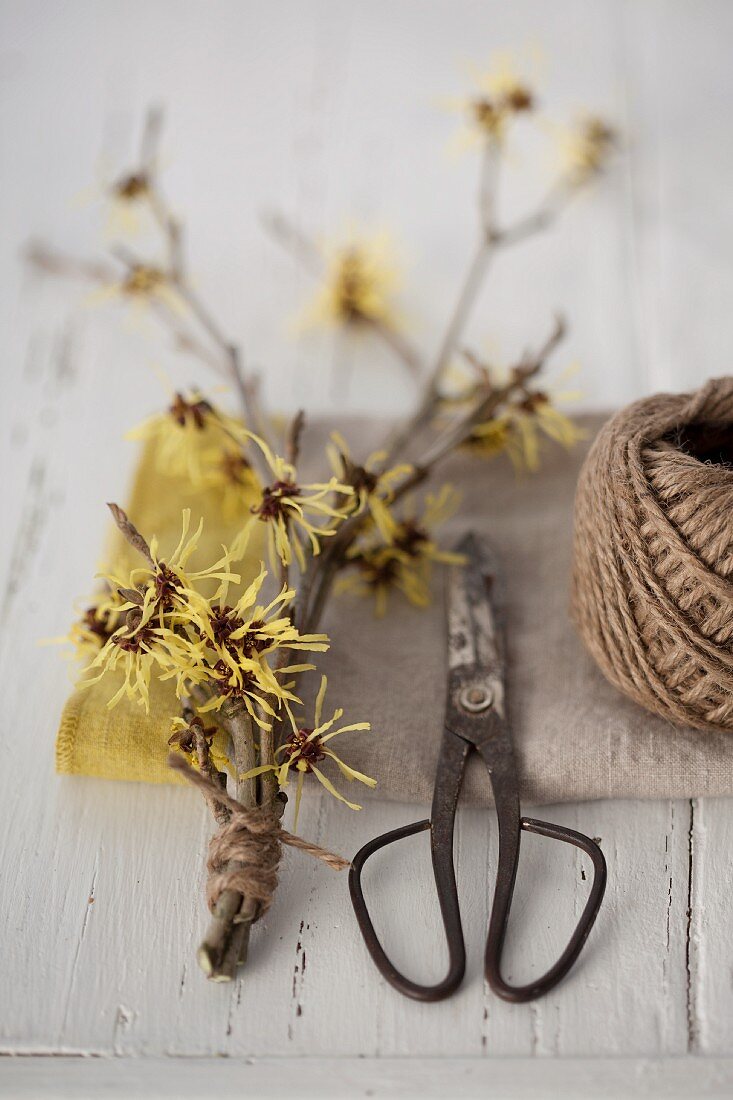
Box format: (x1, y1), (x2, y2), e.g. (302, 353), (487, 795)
(349, 533), (606, 1003)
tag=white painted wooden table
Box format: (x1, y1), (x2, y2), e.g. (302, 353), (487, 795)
(2, 1), (733, 1095)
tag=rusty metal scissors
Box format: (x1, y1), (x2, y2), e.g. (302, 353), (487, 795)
(349, 533), (606, 1003)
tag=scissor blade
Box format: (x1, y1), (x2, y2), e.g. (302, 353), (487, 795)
(447, 533), (505, 676)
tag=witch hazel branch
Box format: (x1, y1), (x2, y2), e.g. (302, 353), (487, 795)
(40, 54), (615, 979)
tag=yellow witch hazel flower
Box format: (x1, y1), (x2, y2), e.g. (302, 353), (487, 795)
(63, 586), (128, 662)
(82, 617), (200, 713)
(121, 263), (180, 308)
(188, 561), (329, 663)
(557, 115), (615, 186)
(80, 509), (239, 711)
(168, 714), (232, 776)
(242, 676), (375, 826)
(128, 390), (252, 491)
(337, 546), (431, 618)
(199, 443), (259, 522)
(77, 509), (329, 726)
(142, 507), (240, 609)
(87, 262), (182, 319)
(449, 51), (538, 149)
(462, 416), (512, 460)
(326, 431), (412, 543)
(338, 485), (464, 616)
(437, 344), (502, 415)
(504, 391), (586, 471)
(105, 170), (154, 238)
(238, 431), (353, 571)
(181, 562), (329, 728)
(192, 649), (312, 730)
(391, 483), (465, 573)
(74, 158), (154, 240)
(468, 363), (586, 471)
(302, 229), (401, 330)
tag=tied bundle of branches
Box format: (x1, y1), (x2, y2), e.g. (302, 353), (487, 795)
(39, 55), (615, 981)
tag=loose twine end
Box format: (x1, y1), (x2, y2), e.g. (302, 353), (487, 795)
(167, 753), (351, 919)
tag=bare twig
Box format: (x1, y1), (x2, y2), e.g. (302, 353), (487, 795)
(197, 698), (259, 982)
(262, 210), (323, 277)
(140, 105), (165, 174)
(489, 180), (574, 249)
(149, 190), (184, 278)
(26, 107), (275, 471)
(154, 238), (273, 465)
(175, 699), (230, 825)
(366, 321), (422, 379)
(24, 241), (117, 284)
(382, 170), (578, 465)
(380, 145), (499, 462)
(284, 408), (306, 467)
(107, 502), (155, 567)
(256, 712), (279, 809)
(26, 241), (229, 376)
(479, 141), (500, 235)
(276, 409), (308, 593)
(134, 106), (185, 276)
(111, 218), (274, 464)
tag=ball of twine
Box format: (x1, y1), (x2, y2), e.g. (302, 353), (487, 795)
(572, 377), (733, 732)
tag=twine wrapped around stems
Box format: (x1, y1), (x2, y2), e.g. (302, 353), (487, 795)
(572, 377), (733, 733)
(168, 753), (350, 919)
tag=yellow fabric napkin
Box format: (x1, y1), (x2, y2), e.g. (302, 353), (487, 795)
(55, 438), (264, 785)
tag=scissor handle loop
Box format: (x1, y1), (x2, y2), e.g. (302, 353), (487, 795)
(348, 818), (467, 1003)
(485, 817), (607, 1003)
(349, 813), (606, 1004)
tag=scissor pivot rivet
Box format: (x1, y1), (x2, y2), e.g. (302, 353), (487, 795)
(460, 685), (493, 712)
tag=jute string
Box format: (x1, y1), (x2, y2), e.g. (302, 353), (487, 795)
(572, 377), (733, 732)
(168, 753), (350, 917)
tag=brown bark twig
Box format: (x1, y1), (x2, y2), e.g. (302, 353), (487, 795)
(107, 502), (155, 567)
(26, 240), (231, 377)
(284, 408), (306, 467)
(176, 698), (230, 825)
(382, 169), (578, 465)
(197, 698), (259, 981)
(111, 203), (275, 477)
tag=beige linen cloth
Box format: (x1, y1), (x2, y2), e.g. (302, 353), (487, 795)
(303, 414), (733, 807)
